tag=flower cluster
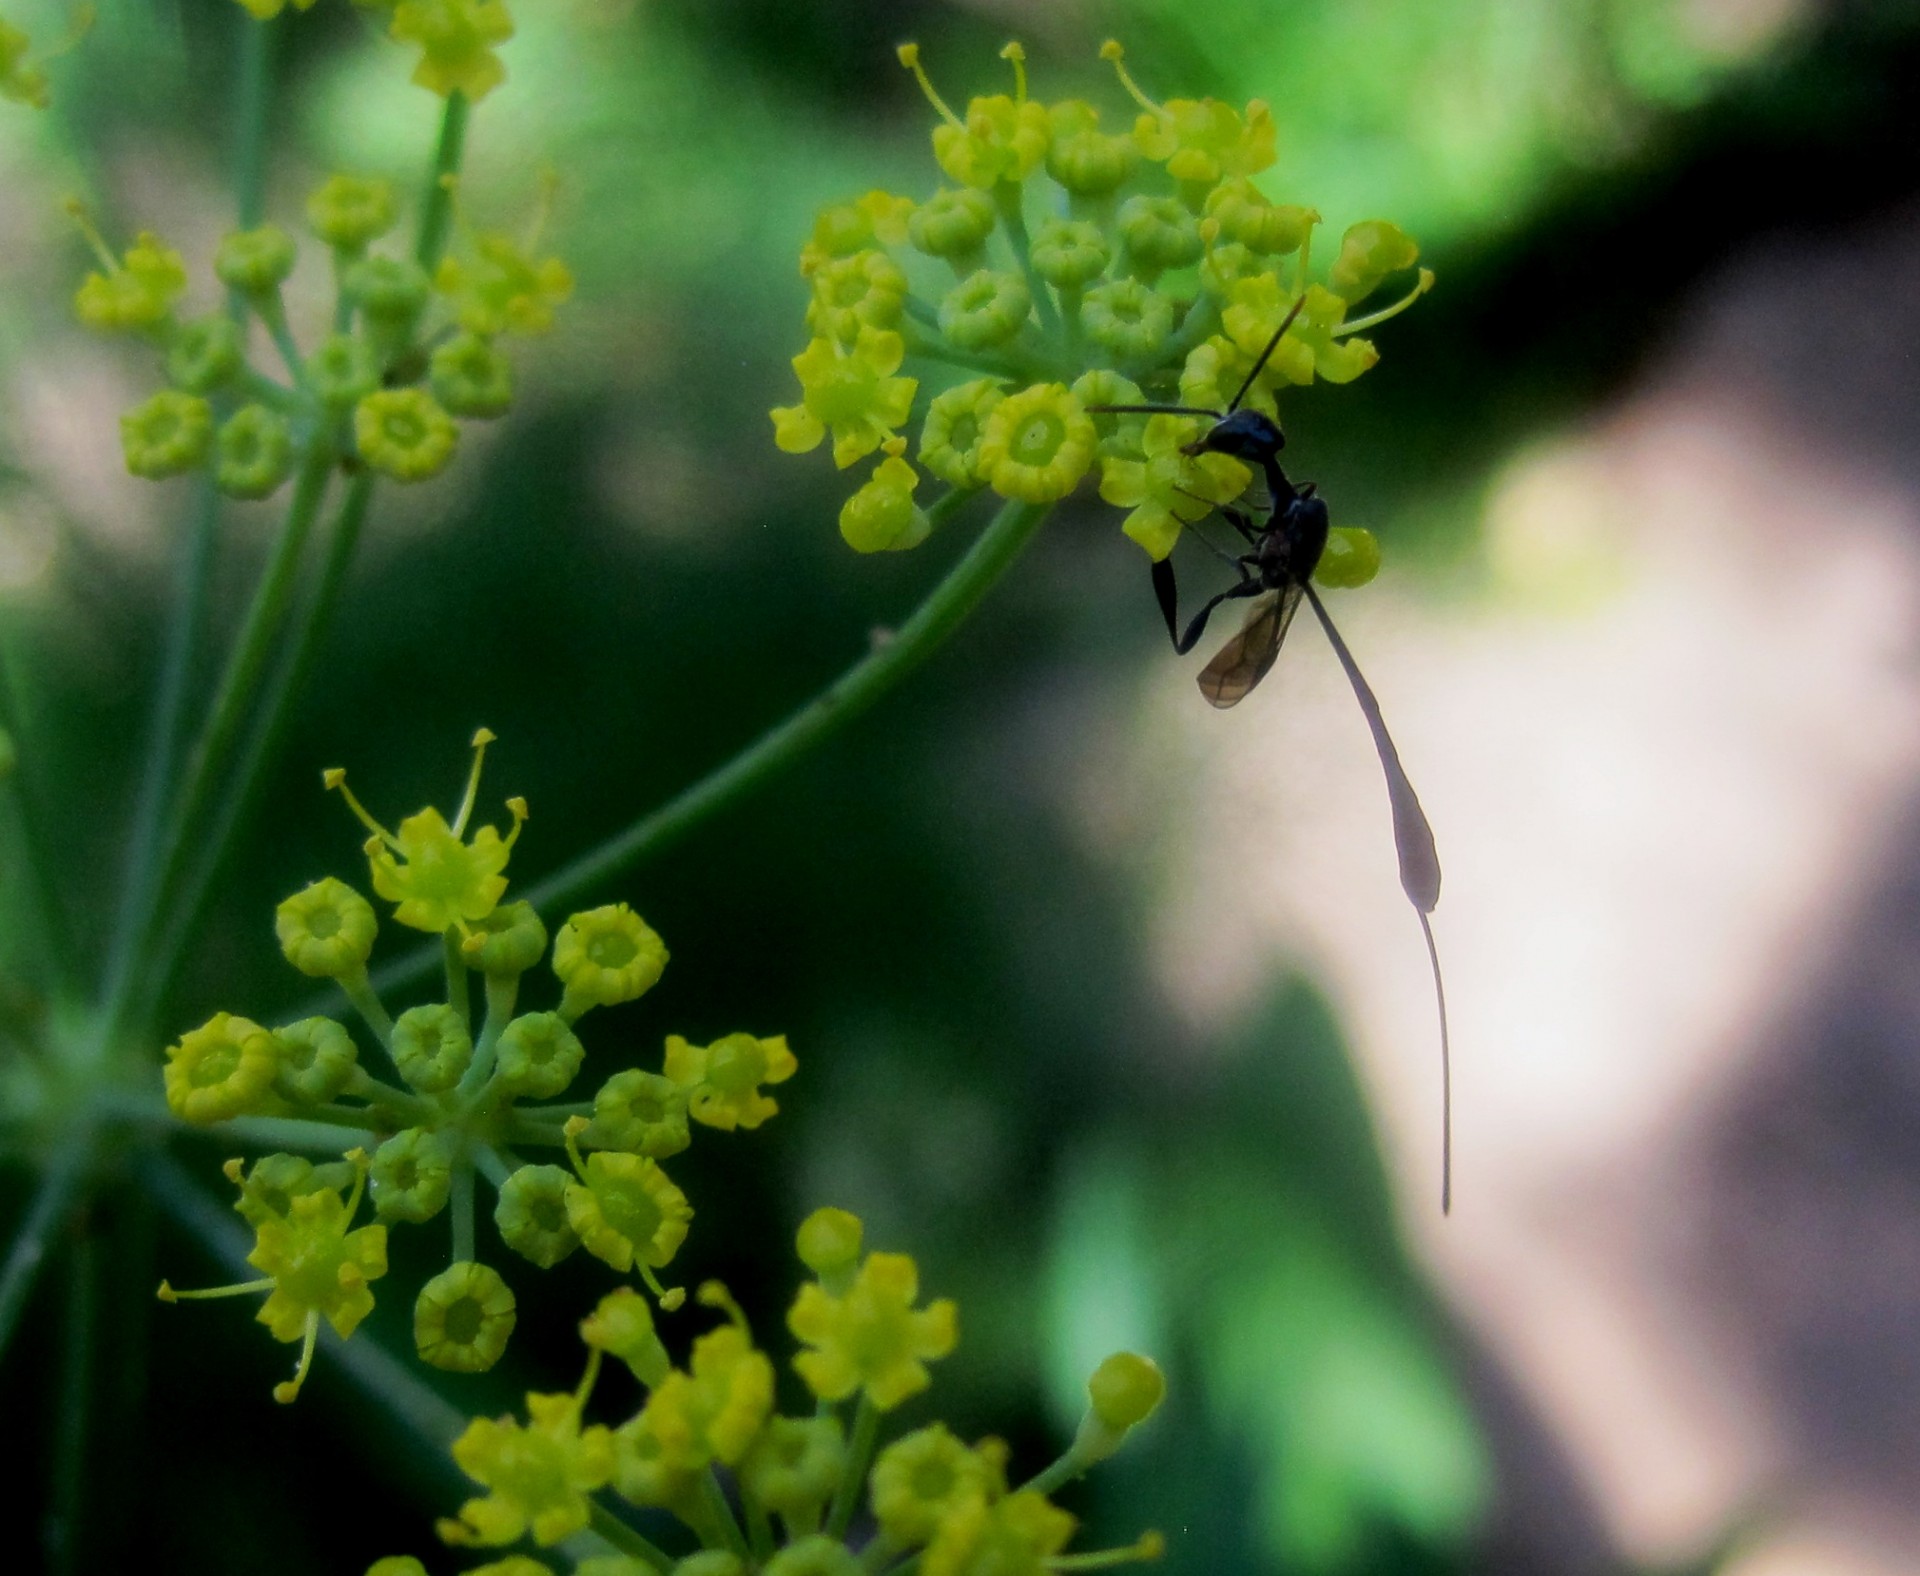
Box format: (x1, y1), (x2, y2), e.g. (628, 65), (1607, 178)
(232, 0), (517, 104)
(368, 1209), (1168, 1576)
(158, 732), (794, 1398)
(772, 40), (1430, 563)
(73, 156), (566, 498)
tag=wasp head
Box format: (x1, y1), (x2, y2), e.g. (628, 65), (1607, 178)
(1182, 408), (1284, 464)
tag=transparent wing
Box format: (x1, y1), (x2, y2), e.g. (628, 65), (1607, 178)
(1196, 581), (1302, 708)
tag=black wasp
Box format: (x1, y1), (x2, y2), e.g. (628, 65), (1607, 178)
(1091, 298), (1453, 1214)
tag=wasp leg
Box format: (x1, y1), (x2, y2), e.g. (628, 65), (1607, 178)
(1151, 557), (1265, 654)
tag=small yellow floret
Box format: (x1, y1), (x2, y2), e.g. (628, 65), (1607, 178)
(441, 1389), (615, 1548)
(663, 1031), (797, 1130)
(788, 1251), (957, 1411)
(387, 0), (515, 103)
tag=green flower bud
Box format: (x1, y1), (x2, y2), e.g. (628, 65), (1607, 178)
(1071, 369), (1148, 462)
(838, 444), (929, 554)
(275, 876), (378, 978)
(1199, 239), (1264, 301)
(917, 378), (1005, 489)
(741, 1415), (844, 1522)
(354, 389), (457, 482)
(763, 1537), (858, 1576)
(579, 1286), (670, 1386)
(1080, 278), (1175, 361)
(120, 390), (213, 479)
(73, 231), (186, 334)
(215, 404), (295, 500)
(461, 899), (547, 977)
(1204, 181), (1314, 255)
(1030, 218), (1109, 291)
(1071, 1351), (1166, 1464)
(906, 187), (996, 261)
(1329, 219), (1419, 302)
(214, 224), (297, 295)
(806, 250), (909, 343)
(1117, 194), (1202, 276)
(272, 1016), (360, 1105)
(414, 1260), (515, 1373)
(428, 330), (513, 420)
(227, 1152), (329, 1227)
(307, 333), (382, 412)
(585, 1069), (690, 1159)
(344, 254), (432, 325)
(1045, 100), (1138, 197)
(796, 1206), (862, 1289)
(163, 1011), (278, 1125)
(1314, 526), (1381, 589)
(937, 268), (1030, 352)
(495, 1011), (585, 1100)
(370, 1126), (457, 1223)
(552, 904), (668, 1016)
(307, 174), (397, 252)
(165, 315), (244, 394)
(390, 1003), (473, 1093)
(493, 1162), (579, 1268)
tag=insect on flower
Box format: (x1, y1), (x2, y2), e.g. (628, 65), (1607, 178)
(1092, 299), (1454, 1213)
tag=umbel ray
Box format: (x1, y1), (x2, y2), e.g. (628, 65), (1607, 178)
(1091, 299), (1454, 1214)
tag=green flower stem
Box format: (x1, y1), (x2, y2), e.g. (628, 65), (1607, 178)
(45, 1227), (96, 1576)
(457, 973), (516, 1100)
(254, 292), (307, 387)
(472, 1142), (512, 1188)
(901, 322), (1056, 383)
(130, 469), (378, 1034)
(106, 445), (336, 1039)
(0, 644), (77, 992)
(443, 929), (470, 1033)
(230, 12), (276, 231)
(223, 1114), (386, 1153)
(0, 1128), (92, 1365)
(449, 1156), (475, 1263)
(414, 90), (470, 271)
(339, 966), (397, 1048)
(519, 496), (1048, 916)
(504, 1115), (567, 1147)
(827, 1393), (881, 1540)
(1161, 294), (1221, 370)
(1017, 1449), (1087, 1498)
(700, 1467), (752, 1559)
(586, 1501), (673, 1573)
(743, 1482), (776, 1561)
(994, 185), (1058, 337)
(366, 495), (1046, 1001)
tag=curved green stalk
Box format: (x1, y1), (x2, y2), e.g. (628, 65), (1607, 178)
(414, 91), (470, 270)
(0, 1130), (91, 1365)
(124, 468), (376, 1036)
(360, 494), (1050, 1002)
(103, 446), (336, 1040)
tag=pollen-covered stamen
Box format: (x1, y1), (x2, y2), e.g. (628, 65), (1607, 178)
(898, 42), (965, 130)
(326, 767), (404, 855)
(273, 1309), (322, 1405)
(63, 196), (119, 273)
(1049, 1531), (1168, 1569)
(999, 40), (1027, 104)
(451, 726), (498, 838)
(697, 1278), (751, 1334)
(156, 1276), (275, 1302)
(1099, 39), (1166, 120)
(1333, 267), (1436, 337)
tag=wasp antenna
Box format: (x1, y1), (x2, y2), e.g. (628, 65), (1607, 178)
(1085, 402), (1223, 419)
(1226, 294), (1308, 414)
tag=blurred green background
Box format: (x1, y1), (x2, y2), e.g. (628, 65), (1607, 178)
(1, 0), (1917, 1571)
